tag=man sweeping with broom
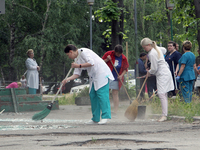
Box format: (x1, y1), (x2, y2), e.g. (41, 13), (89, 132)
(140, 38), (174, 122)
(62, 44), (114, 125)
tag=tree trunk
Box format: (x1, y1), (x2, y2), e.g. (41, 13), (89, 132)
(111, 19), (119, 49)
(165, 0), (171, 39)
(118, 0), (124, 45)
(8, 2), (17, 81)
(141, 0), (146, 36)
(111, 0), (119, 49)
(194, 0), (200, 48)
(39, 0), (51, 77)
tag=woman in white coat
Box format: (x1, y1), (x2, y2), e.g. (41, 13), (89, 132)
(141, 38), (174, 122)
(25, 49), (40, 94)
(62, 44), (114, 125)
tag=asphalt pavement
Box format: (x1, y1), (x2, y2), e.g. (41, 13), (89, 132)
(1, 100), (200, 150)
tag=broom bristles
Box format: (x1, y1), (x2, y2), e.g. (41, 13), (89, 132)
(124, 99), (139, 121)
(32, 103), (52, 121)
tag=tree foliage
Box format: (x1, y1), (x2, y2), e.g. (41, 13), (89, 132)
(0, 0), (200, 85)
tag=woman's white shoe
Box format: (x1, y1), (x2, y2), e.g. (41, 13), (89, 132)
(158, 116), (167, 122)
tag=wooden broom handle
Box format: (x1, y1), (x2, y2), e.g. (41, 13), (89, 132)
(136, 74), (148, 99)
(110, 60), (131, 101)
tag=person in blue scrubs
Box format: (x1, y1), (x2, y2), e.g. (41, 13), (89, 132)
(176, 41), (195, 103)
(165, 41), (182, 96)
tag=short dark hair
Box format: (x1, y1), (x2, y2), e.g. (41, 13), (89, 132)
(139, 52), (147, 57)
(168, 41), (176, 48)
(114, 44), (123, 54)
(64, 44), (77, 53)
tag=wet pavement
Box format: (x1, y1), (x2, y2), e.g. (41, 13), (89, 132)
(0, 100), (200, 150)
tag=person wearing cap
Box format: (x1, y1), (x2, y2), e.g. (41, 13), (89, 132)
(165, 41), (182, 97)
(102, 45), (129, 115)
(25, 49), (40, 94)
(175, 41), (195, 103)
(6, 82), (22, 89)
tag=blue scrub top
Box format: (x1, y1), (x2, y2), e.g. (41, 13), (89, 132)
(178, 51), (195, 81)
(165, 51), (182, 75)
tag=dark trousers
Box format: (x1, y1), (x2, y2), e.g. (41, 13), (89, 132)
(139, 78), (146, 100)
(147, 76), (157, 98)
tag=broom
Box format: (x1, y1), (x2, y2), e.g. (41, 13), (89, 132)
(124, 74), (148, 121)
(110, 60), (132, 103)
(32, 68), (73, 121)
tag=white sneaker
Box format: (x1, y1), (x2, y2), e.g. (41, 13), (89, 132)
(98, 119), (108, 125)
(158, 116), (167, 122)
(85, 120), (98, 125)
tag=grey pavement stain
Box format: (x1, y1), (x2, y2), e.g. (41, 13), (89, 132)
(0, 118), (85, 123)
(0, 118), (84, 131)
(0, 124), (73, 131)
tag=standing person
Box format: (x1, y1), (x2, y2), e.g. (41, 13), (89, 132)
(62, 44), (114, 125)
(141, 38), (174, 122)
(165, 41), (182, 96)
(176, 41), (195, 103)
(135, 52), (147, 100)
(25, 49), (40, 94)
(194, 49), (200, 95)
(20, 75), (27, 88)
(102, 45), (129, 114)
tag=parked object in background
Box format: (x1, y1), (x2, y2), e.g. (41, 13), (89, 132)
(42, 85), (49, 94)
(70, 82), (89, 94)
(124, 69), (136, 89)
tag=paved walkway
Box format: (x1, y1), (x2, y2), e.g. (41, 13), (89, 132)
(1, 100), (200, 150)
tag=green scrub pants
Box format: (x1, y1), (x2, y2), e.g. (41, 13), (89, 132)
(89, 82), (111, 122)
(180, 80), (193, 103)
(29, 88), (37, 94)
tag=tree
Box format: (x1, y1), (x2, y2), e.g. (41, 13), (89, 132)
(94, 0), (125, 49)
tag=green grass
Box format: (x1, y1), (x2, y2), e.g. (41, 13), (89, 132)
(145, 93), (200, 122)
(58, 93), (76, 105)
(57, 87), (90, 105)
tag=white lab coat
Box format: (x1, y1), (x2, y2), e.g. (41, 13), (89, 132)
(73, 48), (114, 92)
(148, 48), (174, 94)
(25, 58), (39, 89)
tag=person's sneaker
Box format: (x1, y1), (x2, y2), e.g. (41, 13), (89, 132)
(158, 116), (167, 122)
(98, 119), (108, 125)
(85, 120), (98, 125)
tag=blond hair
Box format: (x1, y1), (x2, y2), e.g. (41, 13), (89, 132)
(26, 49), (34, 57)
(140, 38), (161, 59)
(182, 40), (192, 51)
(17, 82), (22, 87)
